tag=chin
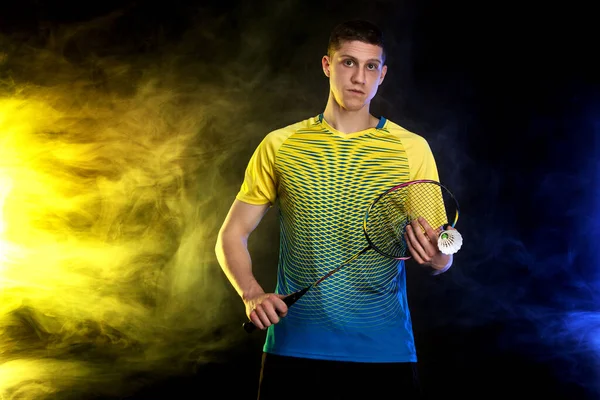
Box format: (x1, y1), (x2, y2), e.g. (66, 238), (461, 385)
(341, 101), (367, 112)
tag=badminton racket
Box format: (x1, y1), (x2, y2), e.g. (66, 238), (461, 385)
(243, 179), (461, 333)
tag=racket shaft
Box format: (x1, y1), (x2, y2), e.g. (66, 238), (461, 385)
(242, 287), (310, 333)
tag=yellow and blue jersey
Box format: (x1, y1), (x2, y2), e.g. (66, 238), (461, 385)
(236, 114), (439, 362)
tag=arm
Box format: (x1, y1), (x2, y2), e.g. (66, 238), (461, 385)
(215, 199), (288, 329)
(404, 135), (453, 274)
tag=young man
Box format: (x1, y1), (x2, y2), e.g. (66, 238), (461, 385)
(215, 20), (453, 399)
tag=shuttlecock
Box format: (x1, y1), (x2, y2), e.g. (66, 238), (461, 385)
(437, 229), (463, 255)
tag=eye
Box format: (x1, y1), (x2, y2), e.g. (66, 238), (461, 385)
(343, 59), (354, 67)
(367, 63), (379, 71)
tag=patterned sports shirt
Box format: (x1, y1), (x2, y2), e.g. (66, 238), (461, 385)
(236, 114), (440, 362)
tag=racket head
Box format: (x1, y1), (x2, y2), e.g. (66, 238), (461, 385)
(363, 179), (460, 260)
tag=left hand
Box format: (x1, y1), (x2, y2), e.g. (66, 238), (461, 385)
(404, 217), (452, 272)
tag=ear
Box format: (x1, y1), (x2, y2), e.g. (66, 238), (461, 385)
(378, 64), (388, 86)
(322, 55), (331, 78)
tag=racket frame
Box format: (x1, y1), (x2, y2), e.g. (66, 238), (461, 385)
(242, 179), (460, 332)
(363, 179), (460, 260)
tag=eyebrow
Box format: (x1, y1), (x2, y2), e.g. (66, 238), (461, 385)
(338, 54), (382, 64)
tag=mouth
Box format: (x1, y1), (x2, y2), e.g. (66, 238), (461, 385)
(347, 89), (365, 95)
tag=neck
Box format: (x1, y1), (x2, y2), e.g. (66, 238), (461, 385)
(322, 93), (379, 134)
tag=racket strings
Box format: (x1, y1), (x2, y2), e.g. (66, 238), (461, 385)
(365, 182), (449, 258)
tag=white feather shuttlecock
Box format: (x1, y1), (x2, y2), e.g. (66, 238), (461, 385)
(437, 229), (463, 255)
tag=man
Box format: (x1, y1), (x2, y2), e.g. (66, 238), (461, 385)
(215, 20), (453, 399)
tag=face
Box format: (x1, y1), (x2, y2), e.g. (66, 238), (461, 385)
(322, 40), (388, 112)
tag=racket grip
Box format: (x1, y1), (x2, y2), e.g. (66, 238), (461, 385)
(242, 286), (310, 333)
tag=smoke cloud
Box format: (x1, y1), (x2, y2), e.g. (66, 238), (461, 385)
(0, 4), (315, 398)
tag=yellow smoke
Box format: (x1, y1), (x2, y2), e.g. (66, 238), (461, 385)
(0, 19), (260, 398)
(0, 176), (12, 262)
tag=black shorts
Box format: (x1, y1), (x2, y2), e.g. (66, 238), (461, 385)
(257, 352), (422, 400)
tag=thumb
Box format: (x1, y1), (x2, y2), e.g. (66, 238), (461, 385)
(274, 294), (289, 317)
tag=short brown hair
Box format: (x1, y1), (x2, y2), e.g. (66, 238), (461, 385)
(327, 20), (386, 63)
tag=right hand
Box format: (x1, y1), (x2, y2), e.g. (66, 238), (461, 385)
(243, 292), (288, 330)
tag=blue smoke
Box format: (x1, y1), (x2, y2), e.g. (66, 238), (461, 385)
(528, 93), (600, 396)
(471, 90), (597, 397)
(405, 70), (599, 396)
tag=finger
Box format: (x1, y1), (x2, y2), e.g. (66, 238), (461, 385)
(262, 300), (281, 324)
(406, 223), (430, 260)
(405, 232), (425, 264)
(249, 310), (265, 330)
(411, 219), (437, 258)
(417, 217), (438, 243)
(273, 296), (289, 317)
(405, 225), (430, 262)
(254, 304), (273, 328)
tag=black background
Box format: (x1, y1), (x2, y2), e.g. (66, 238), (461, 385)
(0, 1), (598, 399)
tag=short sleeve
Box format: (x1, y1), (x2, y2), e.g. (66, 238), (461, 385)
(405, 135), (449, 229)
(408, 136), (440, 182)
(235, 132), (281, 205)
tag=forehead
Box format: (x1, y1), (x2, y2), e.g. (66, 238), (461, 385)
(334, 40), (384, 62)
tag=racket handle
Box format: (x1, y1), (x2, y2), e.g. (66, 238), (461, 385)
(242, 286), (310, 333)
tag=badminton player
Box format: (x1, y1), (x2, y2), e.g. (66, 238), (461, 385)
(215, 19), (453, 400)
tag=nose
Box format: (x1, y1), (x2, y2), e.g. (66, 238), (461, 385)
(351, 67), (366, 85)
